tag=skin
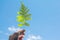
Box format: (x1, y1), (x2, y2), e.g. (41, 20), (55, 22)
(18, 34), (24, 40)
(18, 29), (25, 40)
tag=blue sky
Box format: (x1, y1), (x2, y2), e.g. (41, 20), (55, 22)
(0, 0), (60, 40)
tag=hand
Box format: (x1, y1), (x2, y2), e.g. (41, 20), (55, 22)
(18, 34), (24, 40)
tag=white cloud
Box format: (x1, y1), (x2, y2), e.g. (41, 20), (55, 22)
(0, 26), (22, 36)
(8, 26), (22, 32)
(27, 34), (42, 40)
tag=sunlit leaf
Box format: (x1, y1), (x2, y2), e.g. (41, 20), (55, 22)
(17, 2), (31, 27)
(25, 14), (31, 17)
(17, 12), (22, 15)
(17, 16), (24, 19)
(25, 17), (31, 20)
(17, 16), (25, 22)
(17, 12), (20, 14)
(24, 22), (30, 26)
(25, 9), (29, 14)
(18, 24), (23, 27)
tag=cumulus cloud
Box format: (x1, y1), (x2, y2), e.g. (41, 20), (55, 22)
(27, 34), (42, 40)
(8, 26), (22, 32)
(0, 26), (22, 36)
